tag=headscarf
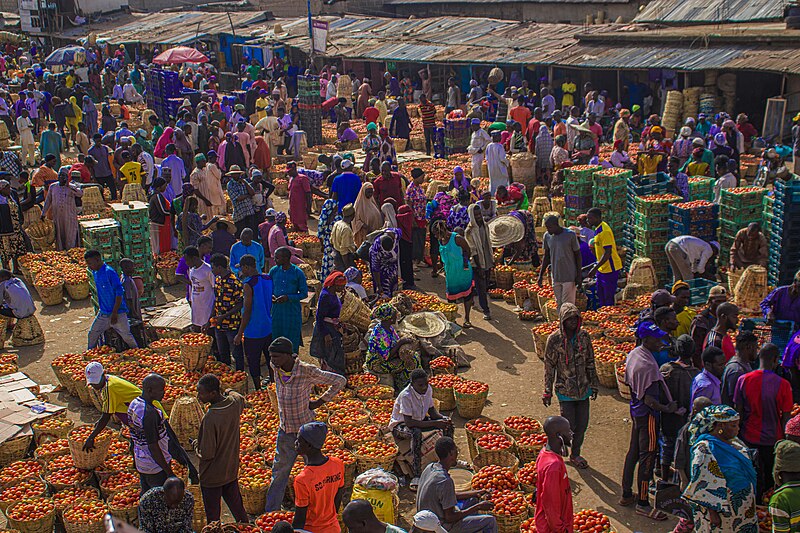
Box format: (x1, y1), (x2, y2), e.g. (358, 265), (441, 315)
(451, 166), (470, 190)
(381, 201), (397, 229)
(371, 303), (397, 321)
(323, 271), (347, 288)
(465, 203), (492, 270)
(253, 136), (271, 170)
(688, 405), (740, 446)
(194, 153), (206, 164)
(275, 212), (287, 224)
(671, 280), (690, 294)
(786, 414), (800, 438)
(154, 126), (175, 158)
(626, 341), (673, 404)
(713, 132), (727, 147)
(352, 182), (382, 236)
(344, 267), (360, 282)
(69, 96), (82, 122)
(620, 109), (630, 118)
(173, 128), (192, 154)
(774, 439), (800, 485)
(379, 127), (389, 139)
(396, 204), (413, 242)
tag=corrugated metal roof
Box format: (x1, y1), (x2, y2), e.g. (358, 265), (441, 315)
(386, 0), (630, 4)
(635, 0), (786, 24)
(559, 44), (748, 70)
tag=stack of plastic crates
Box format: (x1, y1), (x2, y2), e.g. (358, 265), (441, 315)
(740, 318), (795, 357)
(668, 201), (719, 242)
(769, 179), (800, 287)
(297, 75), (323, 148)
(666, 278), (718, 306)
(111, 202), (156, 308)
(81, 219), (122, 313)
(719, 186), (767, 266)
(562, 165), (601, 227)
(688, 177), (714, 202)
(633, 193), (683, 284)
(592, 167), (630, 238)
(627, 172), (671, 218)
(443, 118), (469, 155)
(144, 68), (181, 121)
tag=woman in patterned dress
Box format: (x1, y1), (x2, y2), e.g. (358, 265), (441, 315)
(316, 198), (340, 280)
(365, 303), (419, 392)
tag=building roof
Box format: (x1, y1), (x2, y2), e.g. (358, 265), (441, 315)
(635, 0), (786, 24)
(385, 0), (631, 4)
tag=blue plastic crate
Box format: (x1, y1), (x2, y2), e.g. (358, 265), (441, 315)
(669, 202), (718, 224)
(775, 179), (800, 204)
(669, 220), (717, 241)
(740, 318), (796, 359)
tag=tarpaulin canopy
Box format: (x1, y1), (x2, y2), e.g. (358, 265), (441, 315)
(44, 45), (86, 66)
(152, 46), (209, 65)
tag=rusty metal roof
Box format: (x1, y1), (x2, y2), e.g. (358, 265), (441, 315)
(635, 0), (786, 24)
(386, 0), (630, 3)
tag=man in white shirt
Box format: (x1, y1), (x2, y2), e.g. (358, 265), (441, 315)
(184, 246), (215, 331)
(714, 157), (738, 203)
(485, 130), (510, 195)
(0, 269), (35, 319)
(467, 119), (491, 177)
(16, 109), (35, 166)
(541, 87), (556, 120)
(664, 236), (719, 284)
(389, 369), (452, 484)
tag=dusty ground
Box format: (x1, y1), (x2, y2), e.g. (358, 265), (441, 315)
(8, 193), (667, 533)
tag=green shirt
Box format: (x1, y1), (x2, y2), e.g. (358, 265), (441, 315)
(247, 64), (261, 81)
(770, 481), (800, 532)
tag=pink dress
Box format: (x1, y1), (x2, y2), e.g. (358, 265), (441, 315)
(288, 173), (311, 232)
(267, 224), (304, 268)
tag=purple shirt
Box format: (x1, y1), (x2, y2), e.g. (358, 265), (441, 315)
(761, 285), (800, 325)
(630, 381), (660, 418)
(338, 128), (358, 142)
(691, 369), (721, 405)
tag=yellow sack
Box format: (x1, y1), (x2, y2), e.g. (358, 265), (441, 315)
(351, 484), (395, 524)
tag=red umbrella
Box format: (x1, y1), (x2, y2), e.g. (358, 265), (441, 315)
(152, 46), (209, 65)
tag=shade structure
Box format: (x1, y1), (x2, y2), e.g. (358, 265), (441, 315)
(45, 45), (86, 66)
(152, 46), (209, 65)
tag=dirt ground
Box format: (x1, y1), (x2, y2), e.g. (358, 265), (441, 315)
(8, 193), (670, 533)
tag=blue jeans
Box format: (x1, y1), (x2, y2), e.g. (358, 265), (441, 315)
(264, 429), (297, 512)
(215, 329), (244, 371)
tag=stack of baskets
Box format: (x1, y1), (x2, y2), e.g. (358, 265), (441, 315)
(429, 374), (460, 411)
(662, 90), (684, 132)
(169, 396), (205, 447)
(682, 87), (702, 123)
(464, 418), (504, 461)
(339, 291), (372, 332)
(80, 187), (107, 217)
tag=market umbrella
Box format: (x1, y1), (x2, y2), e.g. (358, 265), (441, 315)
(152, 46), (209, 65)
(44, 45), (85, 66)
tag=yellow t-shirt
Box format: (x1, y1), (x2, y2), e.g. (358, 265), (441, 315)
(255, 97), (269, 120)
(592, 222), (622, 274)
(673, 307), (696, 338)
(118, 161), (142, 185)
(561, 82), (576, 107)
(102, 375), (165, 415)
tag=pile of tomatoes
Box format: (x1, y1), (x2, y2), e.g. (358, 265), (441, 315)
(466, 418), (503, 435)
(429, 373), (462, 390)
(488, 490), (527, 517)
(354, 440), (397, 459)
(239, 465), (273, 490)
(504, 416), (542, 435)
(573, 509), (613, 532)
(341, 424), (380, 445)
(35, 438), (69, 460)
(0, 478), (46, 504)
(476, 433), (514, 452)
(101, 471), (138, 494)
(517, 462), (538, 488)
(47, 467), (91, 487)
(347, 373), (379, 388)
(108, 488), (139, 509)
(430, 356), (455, 370)
(181, 332), (213, 346)
(0, 460), (44, 485)
(63, 500), (107, 524)
(7, 497), (55, 522)
(454, 379), (489, 396)
(357, 384), (393, 399)
(517, 432), (548, 449)
(70, 425), (112, 445)
(329, 409), (369, 428)
(33, 416), (72, 431)
(471, 465), (517, 491)
(47, 453), (76, 470)
(520, 517), (537, 533)
(53, 487), (99, 512)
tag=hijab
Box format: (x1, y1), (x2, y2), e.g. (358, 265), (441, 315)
(352, 182), (382, 236)
(173, 128), (192, 154)
(381, 201), (397, 229)
(396, 204), (413, 242)
(154, 126), (174, 158)
(253, 135), (271, 170)
(465, 203), (492, 270)
(69, 96), (82, 122)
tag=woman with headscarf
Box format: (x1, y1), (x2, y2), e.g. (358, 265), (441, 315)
(370, 228), (400, 297)
(249, 135), (272, 173)
(378, 127), (396, 165)
(381, 200), (398, 229)
(153, 126), (175, 160)
(390, 97), (412, 141)
(317, 198), (341, 280)
(217, 132), (231, 172)
(447, 189), (471, 231)
(0, 179), (26, 271)
(465, 203), (493, 320)
(366, 303), (419, 392)
(362, 122), (382, 171)
(309, 271), (348, 374)
(682, 405), (758, 533)
(65, 96), (82, 142)
(224, 133), (246, 172)
(173, 128), (194, 175)
(100, 105), (116, 136)
(81, 96), (98, 137)
(711, 132), (734, 159)
(432, 219), (474, 327)
(356, 78), (372, 119)
(352, 182), (382, 245)
(451, 166), (471, 192)
(267, 212), (304, 267)
(396, 204), (416, 291)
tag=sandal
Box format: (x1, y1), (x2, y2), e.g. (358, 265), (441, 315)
(463, 321), (473, 329)
(618, 495), (636, 507)
(635, 505), (668, 521)
(569, 456), (589, 469)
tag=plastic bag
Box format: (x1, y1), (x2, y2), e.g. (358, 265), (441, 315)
(351, 483), (396, 524)
(354, 468), (399, 492)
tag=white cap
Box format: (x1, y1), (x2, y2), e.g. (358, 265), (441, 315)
(85, 361), (104, 385)
(341, 159), (353, 170)
(413, 511), (448, 533)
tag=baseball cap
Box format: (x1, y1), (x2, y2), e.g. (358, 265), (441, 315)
(298, 421), (327, 449)
(414, 511), (448, 533)
(85, 361), (104, 385)
(636, 321), (668, 340)
(651, 289), (676, 307)
(341, 159), (354, 170)
(708, 285), (727, 300)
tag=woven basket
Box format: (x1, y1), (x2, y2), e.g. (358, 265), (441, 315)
(186, 484), (206, 532)
(431, 385), (456, 411)
(99, 476), (138, 500)
(596, 359), (618, 389)
(267, 384), (279, 414)
(108, 501), (138, 527)
(63, 504), (106, 533)
(300, 240), (322, 262)
(36, 282), (63, 306)
(74, 378), (94, 407)
(46, 469), (93, 492)
(628, 258), (657, 290)
(329, 409), (370, 432)
(274, 180), (288, 197)
(734, 265), (769, 312)
(32, 419), (74, 445)
(0, 434), (32, 467)
(158, 267), (179, 286)
(354, 450), (396, 474)
(180, 336), (212, 372)
(615, 361), (631, 400)
(516, 439), (545, 465)
(465, 418), (504, 461)
(495, 270), (514, 290)
(454, 389), (488, 419)
(727, 268), (744, 294)
(27, 220), (55, 251)
(65, 280), (90, 300)
(475, 434), (516, 464)
(339, 291), (372, 332)
(345, 350), (365, 375)
(472, 451), (519, 473)
(170, 395), (205, 448)
(493, 506), (528, 533)
(513, 286), (529, 308)
(68, 431), (111, 470)
(121, 183), (146, 203)
(6, 499), (56, 533)
(12, 315), (44, 347)
(0, 481), (46, 513)
(239, 482), (269, 515)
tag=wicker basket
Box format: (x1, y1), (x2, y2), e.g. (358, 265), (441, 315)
(472, 451), (519, 473)
(329, 409), (370, 432)
(65, 280), (90, 300)
(354, 449), (397, 474)
(274, 179), (288, 197)
(46, 469), (93, 492)
(121, 184), (146, 203)
(99, 475), (138, 500)
(356, 384), (393, 401)
(62, 503), (107, 533)
(239, 482), (269, 515)
(454, 389), (488, 419)
(0, 480), (46, 514)
(74, 378), (94, 407)
(158, 267), (179, 286)
(6, 499), (56, 533)
(68, 430), (112, 470)
(495, 270), (514, 290)
(187, 484), (206, 532)
(628, 258), (657, 290)
(513, 285), (529, 309)
(516, 438), (545, 465)
(180, 336), (212, 372)
(339, 291), (372, 332)
(615, 361), (631, 400)
(734, 265), (769, 312)
(465, 417), (504, 461)
(108, 500), (138, 527)
(11, 315), (44, 347)
(596, 359), (618, 389)
(475, 434), (516, 464)
(35, 282), (63, 306)
(0, 434), (32, 467)
(431, 385), (456, 411)
(170, 395), (205, 448)
(493, 506), (528, 533)
(32, 419), (74, 445)
(345, 350), (365, 375)
(27, 220), (55, 251)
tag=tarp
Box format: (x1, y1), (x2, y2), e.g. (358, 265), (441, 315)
(44, 45), (86, 66)
(152, 46), (208, 65)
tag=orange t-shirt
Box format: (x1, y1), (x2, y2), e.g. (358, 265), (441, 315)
(509, 105), (532, 135)
(294, 456), (344, 533)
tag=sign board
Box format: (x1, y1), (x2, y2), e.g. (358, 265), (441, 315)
(312, 20), (328, 55)
(763, 97), (787, 143)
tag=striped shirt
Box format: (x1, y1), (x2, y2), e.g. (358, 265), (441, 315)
(419, 103), (436, 129)
(271, 358), (346, 433)
(770, 481), (800, 532)
(703, 329), (735, 362)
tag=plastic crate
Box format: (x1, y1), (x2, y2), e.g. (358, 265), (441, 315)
(563, 165), (602, 183)
(669, 202), (718, 224)
(564, 195), (593, 210)
(719, 187), (767, 209)
(634, 194), (683, 216)
(634, 226), (670, 244)
(740, 318), (796, 358)
(669, 219), (718, 241)
(627, 172), (671, 196)
(632, 211), (669, 229)
(775, 179), (800, 204)
(666, 278), (717, 306)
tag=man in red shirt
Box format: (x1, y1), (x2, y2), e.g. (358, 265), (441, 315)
(508, 95), (531, 136)
(419, 95), (437, 156)
(737, 113), (759, 146)
(70, 153), (93, 183)
(535, 416), (573, 533)
(373, 161), (404, 207)
(293, 421), (345, 533)
(526, 107), (542, 152)
(703, 302), (738, 362)
(734, 343), (793, 497)
(363, 102), (380, 127)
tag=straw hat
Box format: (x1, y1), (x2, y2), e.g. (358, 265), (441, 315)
(570, 121), (594, 135)
(399, 312), (447, 338)
(218, 217), (237, 235)
(488, 215), (525, 247)
(226, 165), (245, 176)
